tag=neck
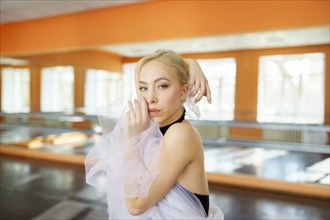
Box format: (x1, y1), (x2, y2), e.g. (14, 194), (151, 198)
(159, 108), (185, 135)
(158, 107), (184, 127)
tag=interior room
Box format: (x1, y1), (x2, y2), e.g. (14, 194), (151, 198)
(1, 0), (329, 219)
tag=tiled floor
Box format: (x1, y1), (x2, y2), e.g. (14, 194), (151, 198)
(204, 145), (330, 185)
(0, 156), (329, 220)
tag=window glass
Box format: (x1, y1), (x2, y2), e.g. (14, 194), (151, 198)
(1, 67), (30, 113)
(41, 66), (74, 112)
(197, 58), (236, 120)
(122, 63), (136, 97)
(84, 69), (123, 115)
(257, 53), (325, 123)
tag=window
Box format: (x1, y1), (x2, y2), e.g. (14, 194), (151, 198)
(122, 63), (136, 96)
(197, 58), (236, 120)
(1, 67), (30, 113)
(257, 53), (325, 124)
(84, 69), (123, 115)
(41, 66), (74, 112)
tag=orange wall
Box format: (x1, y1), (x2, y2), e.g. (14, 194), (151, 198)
(181, 44), (330, 138)
(1, 0), (329, 56)
(29, 65), (41, 112)
(14, 50), (122, 72)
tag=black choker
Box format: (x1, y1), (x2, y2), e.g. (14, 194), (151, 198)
(160, 109), (186, 135)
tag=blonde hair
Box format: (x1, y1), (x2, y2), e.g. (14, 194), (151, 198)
(134, 49), (189, 86)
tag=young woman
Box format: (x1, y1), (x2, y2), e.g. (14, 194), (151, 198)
(85, 50), (223, 219)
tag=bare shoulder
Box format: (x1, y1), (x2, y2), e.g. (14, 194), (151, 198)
(160, 121), (201, 164)
(163, 121), (201, 146)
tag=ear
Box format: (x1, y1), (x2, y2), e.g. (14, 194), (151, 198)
(181, 83), (189, 100)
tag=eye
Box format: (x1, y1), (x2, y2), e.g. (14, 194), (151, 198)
(158, 84), (169, 89)
(139, 86), (148, 91)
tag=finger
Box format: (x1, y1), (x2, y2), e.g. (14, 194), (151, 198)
(188, 74), (196, 86)
(194, 92), (202, 103)
(124, 111), (130, 123)
(191, 78), (200, 96)
(139, 96), (149, 121)
(133, 99), (142, 122)
(194, 79), (205, 103)
(128, 100), (135, 121)
(206, 83), (212, 104)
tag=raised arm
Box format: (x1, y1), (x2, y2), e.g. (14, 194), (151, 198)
(184, 58), (212, 104)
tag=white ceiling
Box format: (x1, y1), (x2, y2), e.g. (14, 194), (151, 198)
(103, 25), (330, 57)
(0, 0), (329, 59)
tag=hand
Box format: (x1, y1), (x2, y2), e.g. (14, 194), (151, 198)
(126, 96), (150, 137)
(185, 59), (212, 104)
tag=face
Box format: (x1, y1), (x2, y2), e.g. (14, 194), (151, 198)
(137, 60), (188, 126)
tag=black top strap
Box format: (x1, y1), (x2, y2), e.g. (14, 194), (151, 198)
(159, 108), (186, 135)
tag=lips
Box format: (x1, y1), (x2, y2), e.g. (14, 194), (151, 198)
(148, 108), (160, 117)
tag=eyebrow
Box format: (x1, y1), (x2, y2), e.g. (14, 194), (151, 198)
(139, 77), (170, 84)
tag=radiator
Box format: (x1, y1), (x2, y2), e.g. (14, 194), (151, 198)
(262, 129), (302, 142)
(194, 125), (227, 139)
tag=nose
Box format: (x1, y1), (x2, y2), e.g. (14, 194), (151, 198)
(145, 89), (158, 104)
